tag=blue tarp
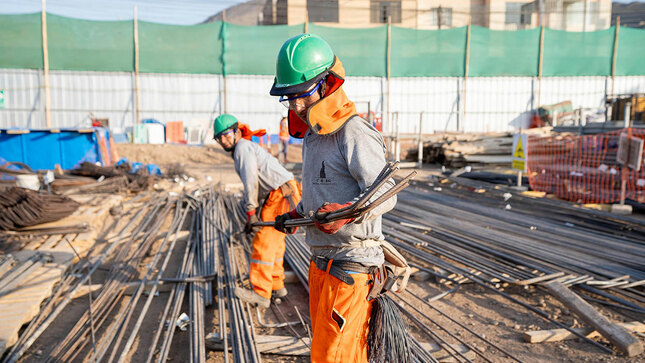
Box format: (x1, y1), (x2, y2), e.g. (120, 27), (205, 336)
(0, 129), (107, 170)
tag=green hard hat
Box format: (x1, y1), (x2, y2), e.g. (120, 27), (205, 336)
(213, 114), (238, 138)
(269, 33), (334, 96)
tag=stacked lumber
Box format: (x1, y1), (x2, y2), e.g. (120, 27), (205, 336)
(406, 128), (553, 167)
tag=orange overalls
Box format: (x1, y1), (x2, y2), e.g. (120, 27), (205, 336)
(249, 179), (301, 299)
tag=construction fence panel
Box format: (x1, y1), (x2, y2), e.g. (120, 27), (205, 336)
(139, 21), (222, 74)
(389, 77), (459, 134)
(469, 27), (540, 77)
(225, 74), (281, 134)
(309, 23), (387, 77)
(224, 23), (303, 75)
(539, 76), (608, 110)
(543, 27), (615, 77)
(139, 73), (222, 133)
(0, 69), (43, 128)
(2, 68), (645, 133)
(528, 128), (645, 204)
(48, 71), (134, 130)
(47, 14), (134, 72)
(343, 76), (385, 129)
(0, 13), (43, 70)
(616, 27), (645, 77)
(390, 27), (466, 77)
(464, 77), (535, 132)
(613, 76), (645, 95)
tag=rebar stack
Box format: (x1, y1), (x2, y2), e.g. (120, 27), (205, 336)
(384, 181), (645, 309)
(202, 189), (261, 363)
(0, 187), (80, 230)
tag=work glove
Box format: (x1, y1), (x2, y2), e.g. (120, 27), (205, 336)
(274, 209), (301, 234)
(245, 210), (261, 234)
(313, 202), (354, 235)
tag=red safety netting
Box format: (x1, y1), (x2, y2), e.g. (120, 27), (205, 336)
(527, 128), (645, 204)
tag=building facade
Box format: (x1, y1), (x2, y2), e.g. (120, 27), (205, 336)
(258, 0), (612, 30)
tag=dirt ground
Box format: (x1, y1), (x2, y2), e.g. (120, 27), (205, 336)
(116, 143), (303, 169)
(7, 143), (645, 363)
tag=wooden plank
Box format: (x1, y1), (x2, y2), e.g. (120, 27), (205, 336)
(0, 255), (72, 356)
(524, 321), (645, 343)
(545, 281), (644, 356)
(205, 334), (475, 362)
(5, 129), (30, 135)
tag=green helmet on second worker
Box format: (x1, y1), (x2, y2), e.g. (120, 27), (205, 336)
(269, 34), (335, 96)
(213, 114), (238, 139)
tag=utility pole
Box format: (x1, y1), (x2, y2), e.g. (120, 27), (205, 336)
(41, 0), (51, 128)
(437, 6), (442, 30)
(583, 0), (589, 31)
(133, 6), (141, 130)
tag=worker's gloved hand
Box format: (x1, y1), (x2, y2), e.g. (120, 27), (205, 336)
(245, 210), (261, 234)
(313, 202), (354, 234)
(274, 209), (301, 234)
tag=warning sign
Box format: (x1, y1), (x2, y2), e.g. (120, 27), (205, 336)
(512, 133), (528, 171)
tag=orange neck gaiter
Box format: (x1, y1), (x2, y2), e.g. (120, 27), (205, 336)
(238, 123), (266, 140)
(287, 58), (357, 138)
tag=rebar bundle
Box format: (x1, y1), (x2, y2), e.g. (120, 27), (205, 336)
(0, 187), (79, 230)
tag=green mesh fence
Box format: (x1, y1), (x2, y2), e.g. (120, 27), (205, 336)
(47, 14), (133, 72)
(1, 13), (645, 77)
(0, 13), (43, 69)
(616, 27), (645, 77)
(309, 24), (387, 77)
(139, 21), (222, 74)
(391, 26), (466, 77)
(470, 26), (540, 77)
(223, 23), (302, 75)
(542, 27), (614, 77)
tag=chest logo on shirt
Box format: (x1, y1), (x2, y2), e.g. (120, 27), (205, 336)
(313, 160), (334, 185)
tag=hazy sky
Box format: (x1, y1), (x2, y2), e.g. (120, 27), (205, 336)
(0, 0), (231, 24)
(0, 0), (641, 25)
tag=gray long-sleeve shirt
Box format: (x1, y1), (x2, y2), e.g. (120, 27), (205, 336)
(233, 138), (294, 212)
(296, 116), (396, 267)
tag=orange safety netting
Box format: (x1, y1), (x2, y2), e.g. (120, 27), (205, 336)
(527, 128), (645, 204)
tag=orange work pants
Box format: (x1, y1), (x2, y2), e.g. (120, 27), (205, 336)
(308, 261), (373, 363)
(250, 180), (301, 299)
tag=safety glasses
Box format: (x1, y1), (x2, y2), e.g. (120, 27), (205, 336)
(214, 128), (234, 142)
(279, 79), (323, 109)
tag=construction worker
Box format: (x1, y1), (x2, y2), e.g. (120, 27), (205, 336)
(212, 114), (301, 308)
(278, 116), (289, 163)
(269, 34), (396, 363)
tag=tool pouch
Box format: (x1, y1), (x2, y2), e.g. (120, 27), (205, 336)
(367, 241), (411, 300)
(279, 182), (297, 210)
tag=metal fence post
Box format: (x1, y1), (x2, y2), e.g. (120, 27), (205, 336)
(461, 20), (471, 133)
(417, 112), (423, 169)
(537, 26), (544, 109)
